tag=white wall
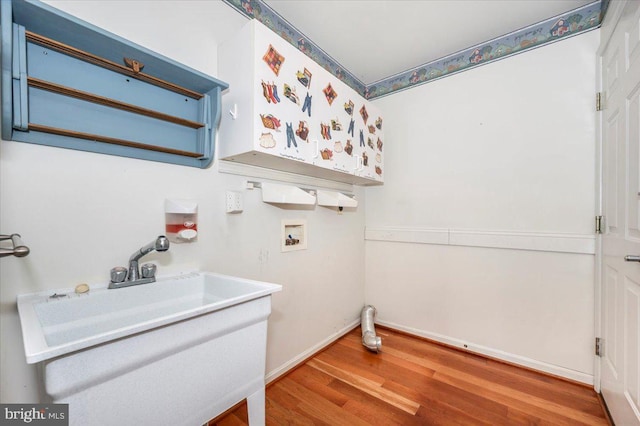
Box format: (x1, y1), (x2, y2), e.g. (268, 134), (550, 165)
(0, 1), (365, 403)
(367, 31), (600, 383)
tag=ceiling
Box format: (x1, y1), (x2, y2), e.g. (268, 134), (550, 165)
(263, 0), (596, 85)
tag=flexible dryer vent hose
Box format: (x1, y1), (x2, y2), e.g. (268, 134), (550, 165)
(361, 305), (382, 353)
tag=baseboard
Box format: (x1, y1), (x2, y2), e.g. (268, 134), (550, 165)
(376, 319), (594, 386)
(265, 319), (360, 384)
(264, 317), (594, 387)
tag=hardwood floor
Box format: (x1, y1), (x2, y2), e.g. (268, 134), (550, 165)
(209, 327), (610, 425)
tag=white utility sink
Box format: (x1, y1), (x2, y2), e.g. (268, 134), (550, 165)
(17, 271), (282, 426)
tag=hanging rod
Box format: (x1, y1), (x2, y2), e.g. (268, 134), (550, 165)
(28, 123), (203, 158)
(0, 234), (30, 258)
(247, 180), (318, 194)
(246, 180), (319, 193)
(28, 77), (205, 129)
(246, 180), (355, 196)
(26, 31), (204, 100)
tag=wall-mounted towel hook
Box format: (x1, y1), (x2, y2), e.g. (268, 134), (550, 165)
(0, 233), (30, 258)
(229, 104), (238, 120)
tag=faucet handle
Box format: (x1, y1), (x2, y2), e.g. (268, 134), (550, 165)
(141, 263), (157, 279)
(110, 266), (128, 283)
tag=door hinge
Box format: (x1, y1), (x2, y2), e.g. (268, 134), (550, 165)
(595, 337), (603, 356)
(596, 92), (603, 111)
(595, 215), (604, 234)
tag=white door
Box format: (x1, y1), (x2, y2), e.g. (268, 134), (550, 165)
(600, 1), (640, 424)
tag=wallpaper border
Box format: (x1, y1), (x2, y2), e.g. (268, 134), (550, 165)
(222, 0), (603, 99)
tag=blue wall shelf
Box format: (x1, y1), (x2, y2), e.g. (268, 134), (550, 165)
(1, 0), (228, 168)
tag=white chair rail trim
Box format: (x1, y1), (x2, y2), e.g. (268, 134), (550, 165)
(365, 227), (595, 255)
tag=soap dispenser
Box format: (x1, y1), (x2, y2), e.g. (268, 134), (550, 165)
(164, 199), (198, 243)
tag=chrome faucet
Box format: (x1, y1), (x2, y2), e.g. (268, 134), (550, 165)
(109, 236), (170, 289)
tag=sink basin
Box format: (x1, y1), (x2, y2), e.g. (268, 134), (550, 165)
(17, 271), (282, 426)
(18, 271), (281, 364)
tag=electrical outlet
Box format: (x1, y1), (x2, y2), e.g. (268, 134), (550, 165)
(226, 191), (243, 213)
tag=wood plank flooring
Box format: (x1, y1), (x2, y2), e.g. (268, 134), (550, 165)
(209, 327), (610, 425)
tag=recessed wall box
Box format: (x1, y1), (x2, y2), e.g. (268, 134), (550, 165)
(281, 219), (307, 252)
